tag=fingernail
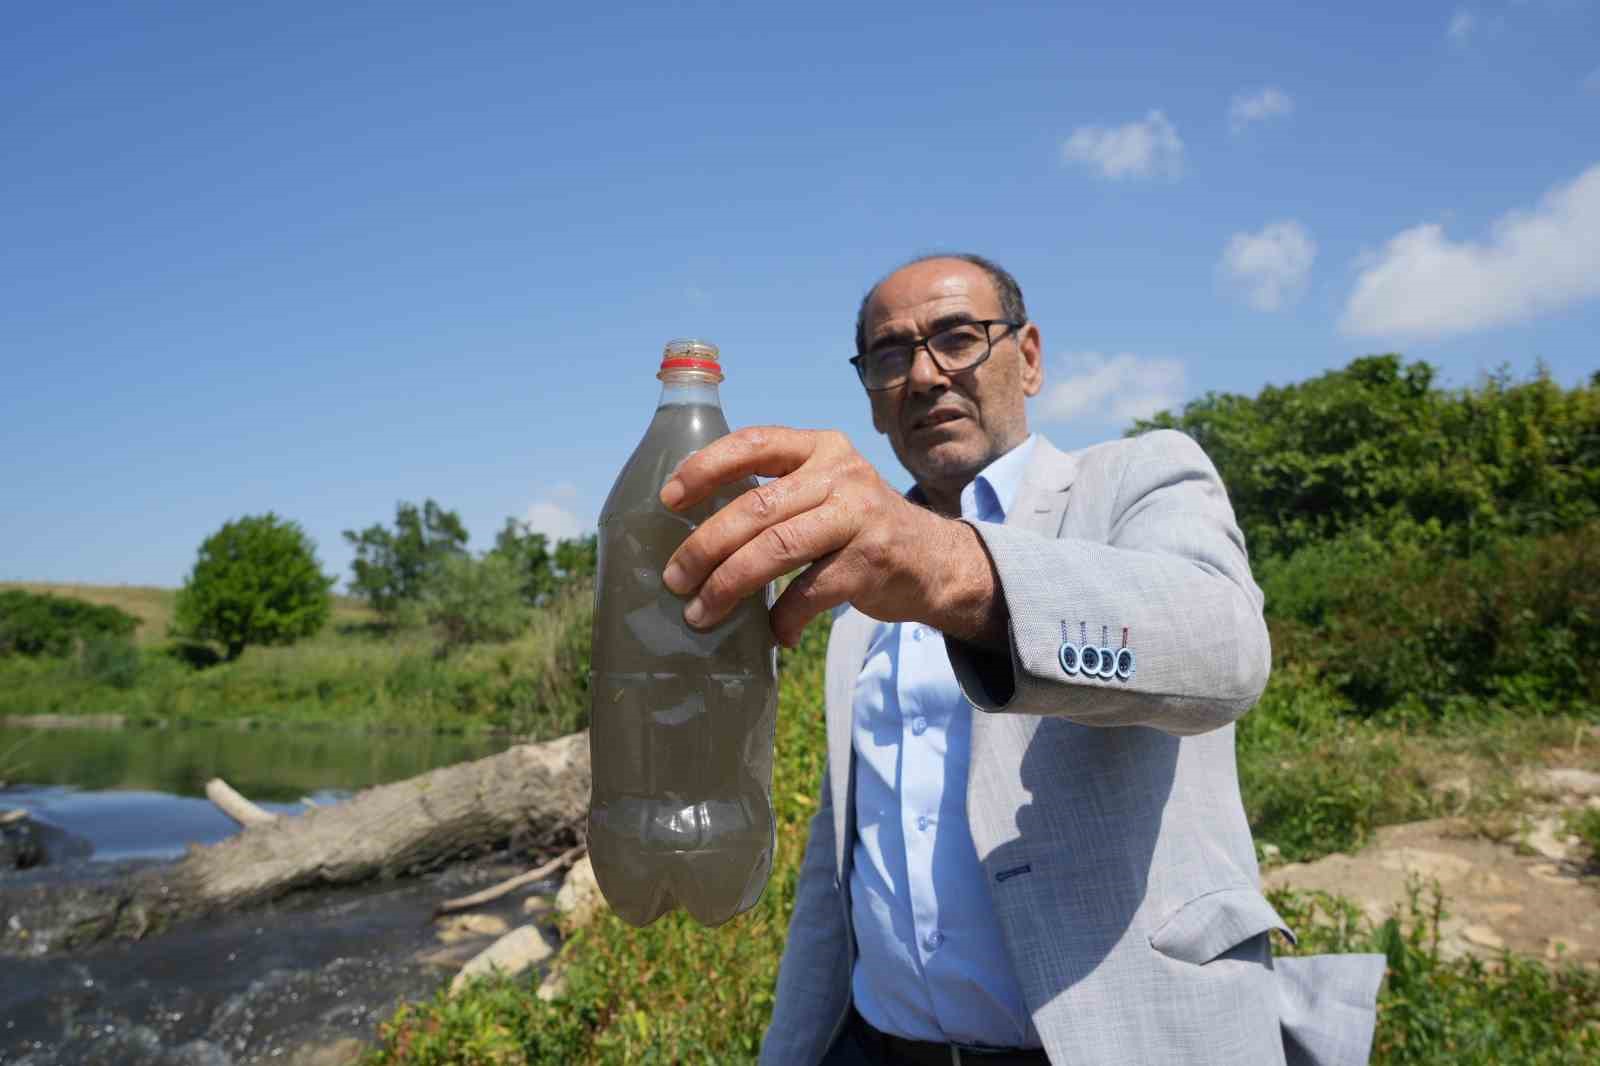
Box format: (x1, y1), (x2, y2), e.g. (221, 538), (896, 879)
(662, 560), (686, 593)
(659, 478), (684, 509)
(684, 597), (706, 627)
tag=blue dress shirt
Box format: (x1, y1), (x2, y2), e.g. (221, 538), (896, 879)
(848, 434), (1042, 1049)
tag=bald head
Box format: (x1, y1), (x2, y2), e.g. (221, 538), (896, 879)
(854, 253), (1028, 356)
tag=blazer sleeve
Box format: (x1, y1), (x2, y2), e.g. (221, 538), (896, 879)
(760, 765), (851, 1066)
(946, 429), (1271, 736)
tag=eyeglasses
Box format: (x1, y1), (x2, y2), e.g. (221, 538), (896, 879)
(850, 319), (1023, 392)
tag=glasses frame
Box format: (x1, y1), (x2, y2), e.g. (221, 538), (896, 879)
(850, 319), (1024, 392)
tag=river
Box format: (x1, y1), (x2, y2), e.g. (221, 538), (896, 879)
(0, 719), (554, 1066)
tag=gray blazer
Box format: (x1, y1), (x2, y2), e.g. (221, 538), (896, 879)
(761, 430), (1385, 1066)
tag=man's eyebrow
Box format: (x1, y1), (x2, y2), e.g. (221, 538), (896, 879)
(926, 311), (979, 333)
(866, 327), (913, 351)
(867, 311), (980, 351)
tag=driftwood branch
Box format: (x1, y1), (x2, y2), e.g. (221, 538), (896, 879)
(435, 844), (586, 916)
(205, 778), (278, 827)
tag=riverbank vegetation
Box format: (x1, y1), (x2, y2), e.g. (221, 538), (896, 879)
(362, 357), (1599, 1064)
(0, 582), (592, 735)
(0, 503), (598, 733)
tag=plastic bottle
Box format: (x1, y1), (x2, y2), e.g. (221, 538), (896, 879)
(587, 339), (779, 927)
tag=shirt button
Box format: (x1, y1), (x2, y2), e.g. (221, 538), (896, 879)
(911, 716), (928, 735)
(916, 815), (931, 831)
(924, 930), (944, 950)
(911, 627), (925, 642)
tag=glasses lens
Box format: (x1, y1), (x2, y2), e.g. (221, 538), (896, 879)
(861, 348), (912, 389)
(927, 323), (991, 368)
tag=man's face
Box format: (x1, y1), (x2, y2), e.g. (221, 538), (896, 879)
(860, 259), (1044, 501)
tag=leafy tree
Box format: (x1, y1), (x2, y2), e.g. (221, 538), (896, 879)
(490, 519), (556, 605)
(1135, 356), (1600, 560)
(0, 590), (139, 658)
(173, 514), (334, 660)
(343, 500), (469, 616)
(554, 534), (597, 586)
(423, 553), (531, 650)
(487, 523), (596, 606)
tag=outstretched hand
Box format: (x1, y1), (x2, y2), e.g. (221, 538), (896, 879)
(658, 427), (1006, 650)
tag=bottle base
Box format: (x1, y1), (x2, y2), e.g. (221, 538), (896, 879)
(588, 814), (773, 928)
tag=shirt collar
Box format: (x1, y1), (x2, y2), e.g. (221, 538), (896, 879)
(959, 434), (1037, 524)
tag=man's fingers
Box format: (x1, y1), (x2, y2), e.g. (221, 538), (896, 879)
(769, 552), (856, 648)
(663, 474), (835, 595)
(683, 509), (852, 631)
(660, 427), (835, 511)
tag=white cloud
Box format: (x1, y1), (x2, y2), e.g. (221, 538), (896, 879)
(1340, 162), (1600, 338)
(523, 498), (585, 543)
(1228, 87), (1294, 134)
(1039, 352), (1186, 426)
(1448, 7), (1508, 45)
(1219, 221), (1317, 311)
(1061, 110), (1184, 181)
(550, 482), (578, 501)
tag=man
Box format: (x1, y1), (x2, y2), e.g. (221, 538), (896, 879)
(659, 255), (1384, 1065)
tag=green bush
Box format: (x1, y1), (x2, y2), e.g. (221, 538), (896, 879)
(424, 554), (532, 651)
(0, 589), (139, 658)
(1265, 524), (1600, 718)
(1137, 358), (1600, 560)
(79, 635), (142, 690)
(174, 513), (335, 660)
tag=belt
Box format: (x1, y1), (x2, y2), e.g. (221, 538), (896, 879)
(848, 1009), (1050, 1066)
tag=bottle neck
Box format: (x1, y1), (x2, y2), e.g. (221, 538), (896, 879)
(656, 372), (723, 409)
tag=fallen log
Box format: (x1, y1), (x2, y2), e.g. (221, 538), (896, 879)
(0, 731), (590, 956)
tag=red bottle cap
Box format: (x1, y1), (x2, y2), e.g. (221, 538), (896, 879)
(658, 339), (723, 381)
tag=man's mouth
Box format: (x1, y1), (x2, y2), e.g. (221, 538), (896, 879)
(911, 408), (967, 432)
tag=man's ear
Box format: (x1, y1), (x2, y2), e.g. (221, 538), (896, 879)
(1019, 322), (1044, 398)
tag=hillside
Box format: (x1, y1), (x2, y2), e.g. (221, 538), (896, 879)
(0, 582), (376, 647)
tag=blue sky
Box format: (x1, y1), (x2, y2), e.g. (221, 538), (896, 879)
(4, 1), (1597, 588)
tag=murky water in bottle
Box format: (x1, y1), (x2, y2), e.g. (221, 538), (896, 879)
(588, 343), (778, 927)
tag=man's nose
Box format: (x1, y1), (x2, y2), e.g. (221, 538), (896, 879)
(905, 345), (949, 392)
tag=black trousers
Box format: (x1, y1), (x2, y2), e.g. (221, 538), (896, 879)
(819, 1020), (885, 1066)
(820, 1011), (1052, 1066)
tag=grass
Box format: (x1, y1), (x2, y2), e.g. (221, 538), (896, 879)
(1238, 665), (1600, 863)
(1564, 808), (1600, 867)
(1273, 883), (1600, 1065)
(0, 582), (591, 735)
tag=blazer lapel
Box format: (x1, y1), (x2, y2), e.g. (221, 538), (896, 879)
(825, 606), (876, 875)
(1011, 435), (1076, 538)
(968, 436), (1076, 806)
